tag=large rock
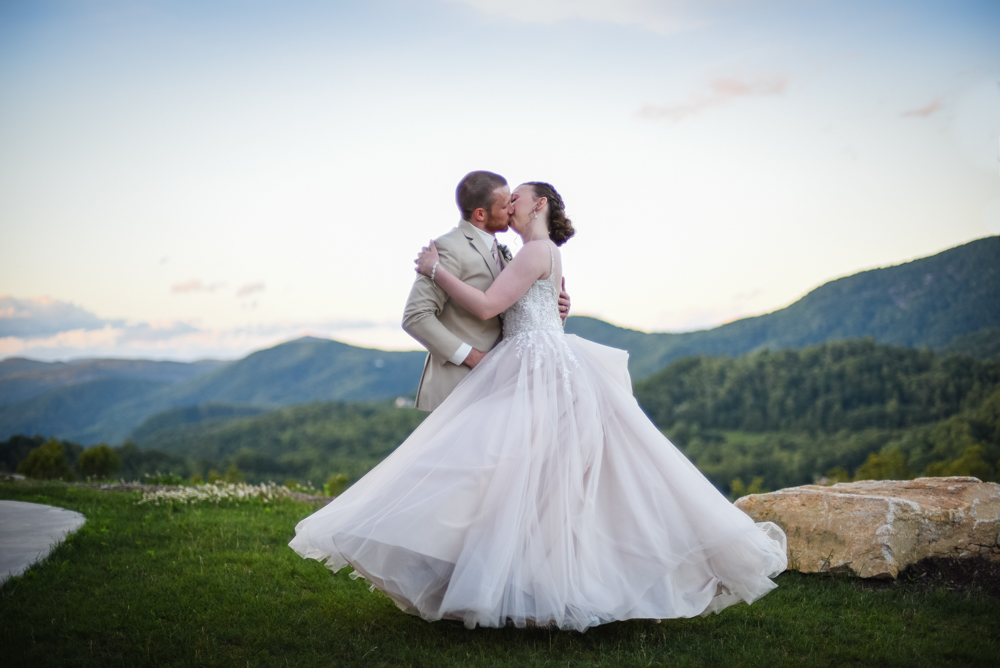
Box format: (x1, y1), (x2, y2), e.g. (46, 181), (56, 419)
(734, 477), (1000, 579)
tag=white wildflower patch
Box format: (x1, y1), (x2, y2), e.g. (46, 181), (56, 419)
(136, 481), (296, 506)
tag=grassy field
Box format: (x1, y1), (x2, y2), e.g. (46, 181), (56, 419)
(1, 481), (997, 667)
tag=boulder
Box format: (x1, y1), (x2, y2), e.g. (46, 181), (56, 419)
(734, 477), (1000, 579)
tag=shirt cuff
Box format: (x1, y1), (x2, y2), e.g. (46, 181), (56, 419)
(449, 342), (472, 366)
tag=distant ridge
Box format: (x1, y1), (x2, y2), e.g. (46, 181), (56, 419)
(566, 237), (1000, 378)
(152, 336), (425, 407)
(0, 337), (425, 444)
(0, 357), (228, 408)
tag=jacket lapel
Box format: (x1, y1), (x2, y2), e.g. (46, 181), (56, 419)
(459, 219), (499, 280)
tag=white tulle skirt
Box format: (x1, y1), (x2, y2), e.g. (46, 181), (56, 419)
(289, 332), (787, 631)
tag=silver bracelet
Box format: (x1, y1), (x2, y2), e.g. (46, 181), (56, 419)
(430, 261), (440, 283)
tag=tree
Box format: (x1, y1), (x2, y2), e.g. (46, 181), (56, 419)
(324, 473), (349, 497)
(923, 445), (994, 481)
(729, 476), (766, 501)
(854, 448), (910, 481)
(17, 438), (73, 480)
(0, 435), (45, 473)
(824, 467), (851, 484)
(77, 444), (121, 479)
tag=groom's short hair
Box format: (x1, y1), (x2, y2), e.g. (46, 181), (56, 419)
(456, 171), (507, 221)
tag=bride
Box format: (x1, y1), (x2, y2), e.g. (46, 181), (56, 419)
(289, 181), (787, 631)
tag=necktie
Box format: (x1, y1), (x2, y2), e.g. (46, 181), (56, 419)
(490, 239), (502, 274)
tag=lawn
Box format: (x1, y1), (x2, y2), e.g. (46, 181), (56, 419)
(1, 481), (997, 667)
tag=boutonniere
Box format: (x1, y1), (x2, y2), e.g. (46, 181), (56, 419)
(498, 243), (513, 263)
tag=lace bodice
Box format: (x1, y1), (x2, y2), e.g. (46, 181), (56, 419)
(502, 243), (564, 339)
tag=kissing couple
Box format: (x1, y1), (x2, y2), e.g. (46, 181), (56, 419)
(290, 170), (788, 631)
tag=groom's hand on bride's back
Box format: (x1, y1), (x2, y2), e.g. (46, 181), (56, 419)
(559, 277), (571, 321)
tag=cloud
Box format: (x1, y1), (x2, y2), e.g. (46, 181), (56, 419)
(0, 288), (432, 360)
(0, 324), (224, 362)
(445, 0), (710, 34)
(236, 282), (265, 298)
(118, 321), (200, 344)
(0, 295), (213, 357)
(901, 98), (943, 118)
(0, 297), (419, 361)
(0, 295), (124, 338)
(638, 75), (788, 123)
(171, 280), (265, 298)
(0, 321), (420, 361)
(171, 279), (225, 294)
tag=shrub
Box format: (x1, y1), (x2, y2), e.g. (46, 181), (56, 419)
(144, 472), (186, 485)
(0, 435), (45, 473)
(324, 473), (349, 497)
(854, 448), (911, 481)
(824, 467), (851, 484)
(729, 476), (766, 500)
(923, 445), (994, 480)
(16, 438), (74, 480)
(76, 444), (121, 479)
(207, 470), (222, 484)
(224, 465), (244, 483)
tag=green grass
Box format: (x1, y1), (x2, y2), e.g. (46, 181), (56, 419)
(1, 482), (997, 667)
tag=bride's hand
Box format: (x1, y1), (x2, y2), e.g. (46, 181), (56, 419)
(415, 240), (440, 277)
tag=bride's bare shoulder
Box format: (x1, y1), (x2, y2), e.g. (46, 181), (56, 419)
(509, 241), (554, 277)
(516, 239), (553, 257)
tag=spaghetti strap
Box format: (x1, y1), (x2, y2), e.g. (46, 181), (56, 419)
(548, 241), (556, 284)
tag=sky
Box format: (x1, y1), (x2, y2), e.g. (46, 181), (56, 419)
(1, 0), (998, 362)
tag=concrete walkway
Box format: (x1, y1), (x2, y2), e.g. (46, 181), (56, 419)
(0, 500), (86, 584)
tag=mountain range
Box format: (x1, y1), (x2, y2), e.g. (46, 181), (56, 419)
(565, 237), (1000, 378)
(0, 357), (228, 407)
(0, 338), (425, 444)
(0, 236), (996, 445)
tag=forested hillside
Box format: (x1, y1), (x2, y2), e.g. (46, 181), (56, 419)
(129, 404), (268, 443)
(670, 388), (1000, 496)
(633, 340), (1000, 494)
(130, 400), (428, 484)
(0, 378), (175, 444)
(1, 400), (427, 485)
(567, 236), (1000, 379)
(633, 339), (1000, 433)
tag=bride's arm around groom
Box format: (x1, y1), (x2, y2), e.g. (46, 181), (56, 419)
(402, 219), (504, 412)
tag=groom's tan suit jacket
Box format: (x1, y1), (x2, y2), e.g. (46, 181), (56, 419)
(403, 219), (506, 411)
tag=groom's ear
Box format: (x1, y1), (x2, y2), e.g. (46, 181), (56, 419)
(471, 207), (487, 223)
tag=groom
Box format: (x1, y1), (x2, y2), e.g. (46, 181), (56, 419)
(402, 170), (570, 411)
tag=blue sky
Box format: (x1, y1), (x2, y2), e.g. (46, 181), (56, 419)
(1, 0), (998, 360)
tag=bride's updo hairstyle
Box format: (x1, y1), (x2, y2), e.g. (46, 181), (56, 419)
(524, 181), (575, 246)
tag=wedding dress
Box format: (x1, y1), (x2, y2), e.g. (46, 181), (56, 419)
(289, 243), (787, 631)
